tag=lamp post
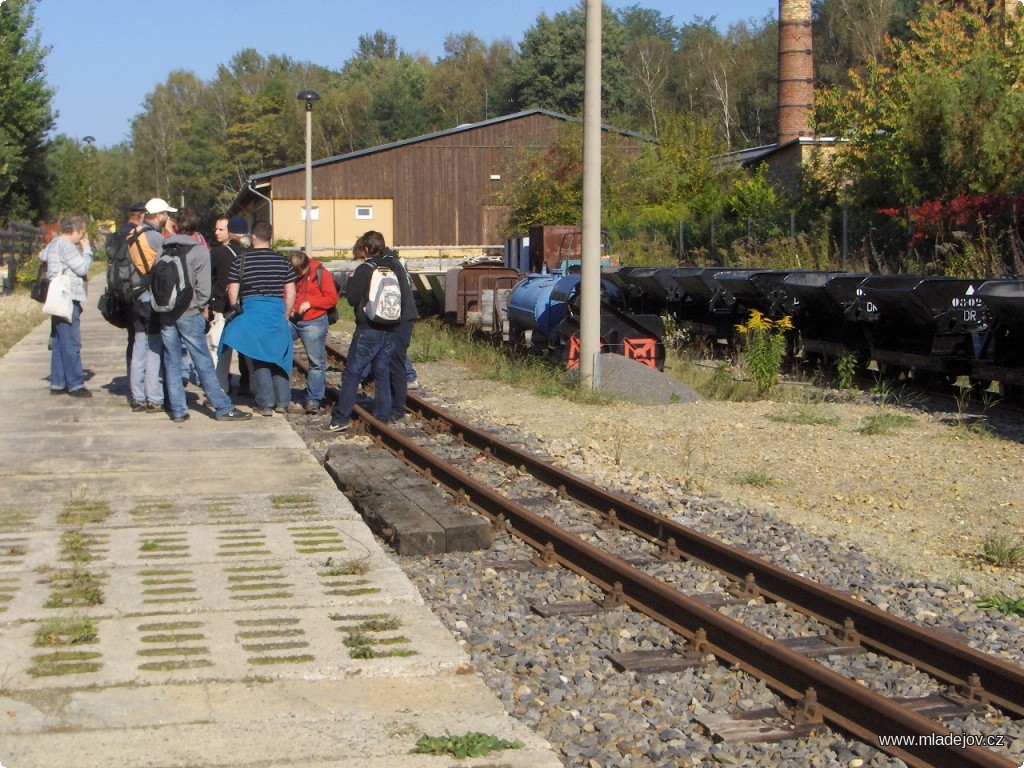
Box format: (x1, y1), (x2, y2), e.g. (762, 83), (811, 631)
(297, 89), (320, 258)
(82, 136), (95, 218)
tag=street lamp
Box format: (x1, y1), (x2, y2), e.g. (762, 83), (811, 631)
(297, 89), (320, 258)
(82, 136), (96, 218)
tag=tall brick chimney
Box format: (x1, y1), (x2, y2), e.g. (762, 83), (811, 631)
(777, 0), (814, 145)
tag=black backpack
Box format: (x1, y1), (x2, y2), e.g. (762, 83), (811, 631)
(105, 226), (152, 300)
(149, 241), (194, 315)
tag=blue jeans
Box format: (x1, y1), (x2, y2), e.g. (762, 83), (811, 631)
(161, 313), (236, 419)
(290, 313), (328, 406)
(50, 301), (84, 391)
(330, 325), (394, 425)
(130, 330), (163, 404)
(251, 361), (291, 409)
(389, 321), (413, 420)
(131, 300), (163, 404)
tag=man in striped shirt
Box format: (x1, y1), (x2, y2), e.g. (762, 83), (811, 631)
(219, 221), (297, 415)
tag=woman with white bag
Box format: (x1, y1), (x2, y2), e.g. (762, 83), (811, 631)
(41, 215), (93, 397)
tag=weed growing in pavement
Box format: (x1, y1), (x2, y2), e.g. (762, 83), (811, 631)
(980, 534), (1024, 568)
(410, 731), (524, 758)
(34, 615), (97, 646)
(319, 556), (370, 577)
(44, 566), (104, 608)
(343, 631), (414, 658)
(975, 593), (1024, 616)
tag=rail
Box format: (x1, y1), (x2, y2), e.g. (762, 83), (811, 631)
(297, 341), (1021, 768)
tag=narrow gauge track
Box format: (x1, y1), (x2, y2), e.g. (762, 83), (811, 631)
(297, 341), (1022, 768)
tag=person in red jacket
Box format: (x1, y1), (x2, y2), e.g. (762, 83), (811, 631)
(288, 251), (339, 413)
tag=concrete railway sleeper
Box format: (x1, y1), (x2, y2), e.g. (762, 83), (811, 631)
(296, 341), (1021, 768)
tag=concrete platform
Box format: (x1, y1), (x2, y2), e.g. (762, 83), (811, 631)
(0, 281), (563, 768)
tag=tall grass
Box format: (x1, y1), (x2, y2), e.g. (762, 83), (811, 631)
(410, 318), (614, 404)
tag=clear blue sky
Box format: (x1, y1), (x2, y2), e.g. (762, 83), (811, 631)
(34, 0), (778, 148)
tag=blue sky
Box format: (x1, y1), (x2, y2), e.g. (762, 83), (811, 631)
(34, 0), (778, 148)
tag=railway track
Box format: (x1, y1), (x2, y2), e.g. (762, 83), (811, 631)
(293, 340), (1023, 768)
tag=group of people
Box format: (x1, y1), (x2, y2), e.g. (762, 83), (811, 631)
(43, 200), (419, 431)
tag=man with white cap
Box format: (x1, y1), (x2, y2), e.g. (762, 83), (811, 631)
(126, 197), (177, 413)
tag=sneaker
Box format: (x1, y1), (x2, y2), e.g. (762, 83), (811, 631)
(67, 388), (93, 399)
(50, 388), (68, 396)
(217, 408), (252, 421)
(304, 401), (320, 414)
(257, 407), (274, 417)
(406, 378), (420, 390)
(130, 399), (146, 412)
(146, 402), (163, 413)
(171, 413), (190, 423)
(318, 421), (350, 433)
(274, 405), (288, 414)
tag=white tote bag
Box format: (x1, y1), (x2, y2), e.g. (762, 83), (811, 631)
(43, 271), (74, 321)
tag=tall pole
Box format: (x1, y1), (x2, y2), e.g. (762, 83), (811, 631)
(297, 90), (320, 256)
(580, 0), (602, 388)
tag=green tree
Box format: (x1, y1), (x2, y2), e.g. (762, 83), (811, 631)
(423, 33), (518, 126)
(507, 2), (630, 120)
(816, 0), (1024, 207)
(0, 0), (53, 221)
(617, 5), (678, 137)
(726, 164), (782, 219)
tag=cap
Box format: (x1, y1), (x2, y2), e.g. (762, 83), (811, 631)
(227, 215), (249, 235)
(128, 201), (146, 213)
(145, 198), (178, 215)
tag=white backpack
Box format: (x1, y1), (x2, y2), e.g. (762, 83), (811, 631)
(364, 260), (403, 324)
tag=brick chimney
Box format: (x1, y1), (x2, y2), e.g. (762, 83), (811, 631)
(777, 0), (814, 145)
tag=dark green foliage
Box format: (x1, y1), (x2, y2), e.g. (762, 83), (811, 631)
(0, 0), (54, 222)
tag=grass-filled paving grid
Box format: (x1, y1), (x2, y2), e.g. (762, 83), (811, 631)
(59, 531), (107, 564)
(201, 495), (242, 521)
(216, 528), (271, 558)
(235, 617), (314, 665)
(317, 556), (380, 597)
(136, 619), (212, 671)
(138, 531), (190, 560)
(270, 493), (320, 518)
(34, 615), (97, 646)
(0, 536), (29, 566)
(0, 508), (35, 534)
(289, 524), (346, 555)
(139, 567), (198, 605)
(128, 499), (180, 525)
(225, 565), (293, 601)
(0, 576), (17, 613)
(58, 499), (111, 526)
(328, 613), (416, 659)
(29, 650), (102, 677)
(43, 565), (105, 608)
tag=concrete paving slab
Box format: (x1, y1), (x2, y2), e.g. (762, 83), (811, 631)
(0, 281), (563, 768)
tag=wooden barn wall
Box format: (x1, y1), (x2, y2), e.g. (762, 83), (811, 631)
(267, 114), (637, 246)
